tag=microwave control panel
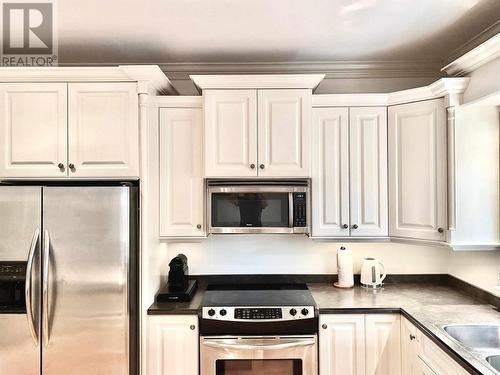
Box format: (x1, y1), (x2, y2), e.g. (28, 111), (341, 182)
(293, 193), (307, 227)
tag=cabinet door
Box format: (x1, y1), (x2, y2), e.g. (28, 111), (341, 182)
(68, 83), (139, 178)
(0, 83), (67, 178)
(388, 99), (447, 241)
(204, 89), (257, 177)
(159, 108), (204, 237)
(401, 317), (420, 375)
(311, 108), (349, 237)
(349, 107), (388, 237)
(257, 89), (311, 177)
(415, 358), (437, 375)
(418, 332), (470, 375)
(148, 315), (198, 375)
(365, 314), (401, 375)
(319, 314), (365, 375)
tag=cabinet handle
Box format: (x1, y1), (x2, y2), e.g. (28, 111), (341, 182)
(68, 163), (75, 171)
(57, 163), (65, 171)
(343, 224), (348, 229)
(352, 224), (358, 229)
(409, 334), (416, 340)
(196, 224), (202, 229)
(438, 227), (444, 233)
(250, 164), (255, 169)
(259, 164), (265, 170)
(190, 325), (196, 330)
(322, 324), (327, 329)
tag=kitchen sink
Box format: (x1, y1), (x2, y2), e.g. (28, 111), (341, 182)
(487, 355), (500, 372)
(443, 325), (500, 349)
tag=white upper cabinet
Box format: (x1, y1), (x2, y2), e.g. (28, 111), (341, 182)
(68, 83), (139, 178)
(204, 88), (312, 178)
(159, 107), (204, 238)
(257, 89), (311, 177)
(0, 83), (67, 178)
(312, 107), (349, 237)
(319, 314), (366, 375)
(204, 89), (257, 177)
(388, 98), (447, 242)
(349, 107), (388, 237)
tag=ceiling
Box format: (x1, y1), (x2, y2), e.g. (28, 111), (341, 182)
(57, 0), (500, 66)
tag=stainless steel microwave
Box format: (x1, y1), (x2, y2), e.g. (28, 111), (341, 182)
(207, 180), (310, 234)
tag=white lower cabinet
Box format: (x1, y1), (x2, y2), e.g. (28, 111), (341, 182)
(159, 107), (204, 238)
(401, 316), (421, 375)
(148, 315), (198, 375)
(319, 314), (400, 375)
(319, 314), (366, 375)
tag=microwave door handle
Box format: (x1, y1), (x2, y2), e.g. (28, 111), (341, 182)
(42, 229), (51, 347)
(203, 338), (316, 351)
(25, 227), (40, 346)
(288, 192), (294, 228)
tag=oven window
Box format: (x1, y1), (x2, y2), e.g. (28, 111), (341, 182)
(216, 359), (302, 375)
(211, 193), (289, 228)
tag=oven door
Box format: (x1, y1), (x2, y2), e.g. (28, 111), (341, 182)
(201, 335), (317, 375)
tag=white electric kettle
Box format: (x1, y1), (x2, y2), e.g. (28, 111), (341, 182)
(360, 258), (386, 288)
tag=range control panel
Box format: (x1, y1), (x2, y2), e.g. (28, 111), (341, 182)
(202, 306), (315, 322)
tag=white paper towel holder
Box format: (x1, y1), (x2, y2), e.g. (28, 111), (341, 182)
(334, 246), (354, 289)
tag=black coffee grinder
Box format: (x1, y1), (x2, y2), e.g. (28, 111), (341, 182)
(155, 254), (197, 302)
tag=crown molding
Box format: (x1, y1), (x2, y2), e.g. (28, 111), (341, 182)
(312, 77), (470, 107)
(442, 31), (500, 76)
(160, 60), (442, 81)
(0, 65), (176, 95)
(189, 74), (325, 91)
(155, 96), (202, 108)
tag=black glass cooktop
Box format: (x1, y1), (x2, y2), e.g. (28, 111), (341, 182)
(201, 283), (316, 307)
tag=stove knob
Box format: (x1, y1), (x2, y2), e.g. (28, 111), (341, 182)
(301, 308), (309, 316)
(220, 309), (227, 316)
(289, 308), (297, 316)
(208, 309), (216, 317)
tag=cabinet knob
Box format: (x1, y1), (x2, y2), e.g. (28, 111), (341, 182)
(190, 325), (196, 330)
(57, 163), (65, 171)
(322, 324), (328, 329)
(250, 164), (256, 169)
(259, 164), (265, 170)
(196, 224), (202, 229)
(352, 224), (358, 229)
(68, 163), (75, 171)
(343, 224), (348, 229)
(438, 227), (444, 233)
(409, 334), (416, 341)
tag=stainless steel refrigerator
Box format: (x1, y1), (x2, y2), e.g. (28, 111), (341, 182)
(0, 184), (138, 375)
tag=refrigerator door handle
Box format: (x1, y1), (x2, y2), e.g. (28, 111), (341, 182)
(42, 229), (51, 347)
(25, 227), (40, 346)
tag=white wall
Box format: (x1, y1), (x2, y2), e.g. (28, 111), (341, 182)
(166, 236), (449, 275)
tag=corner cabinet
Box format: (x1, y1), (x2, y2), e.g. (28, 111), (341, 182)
(388, 98), (447, 242)
(147, 315), (199, 375)
(159, 107), (205, 238)
(0, 82), (139, 179)
(312, 106), (388, 238)
(204, 89), (311, 178)
(365, 314), (401, 375)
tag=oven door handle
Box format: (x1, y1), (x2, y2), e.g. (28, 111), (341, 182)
(25, 227), (40, 346)
(202, 338), (316, 351)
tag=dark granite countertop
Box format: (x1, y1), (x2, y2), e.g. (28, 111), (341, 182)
(147, 280), (500, 374)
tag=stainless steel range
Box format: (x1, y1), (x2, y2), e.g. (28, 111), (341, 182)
(199, 283), (318, 375)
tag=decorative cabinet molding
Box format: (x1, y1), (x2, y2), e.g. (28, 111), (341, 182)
(365, 314), (401, 375)
(257, 89), (311, 177)
(68, 83), (139, 178)
(312, 107), (349, 237)
(388, 98), (447, 242)
(312, 107), (388, 238)
(319, 314), (365, 375)
(0, 83), (68, 178)
(204, 89), (257, 177)
(147, 315), (198, 375)
(349, 107), (388, 237)
(159, 107), (204, 238)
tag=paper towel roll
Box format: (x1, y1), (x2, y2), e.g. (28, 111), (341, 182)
(335, 246), (354, 288)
